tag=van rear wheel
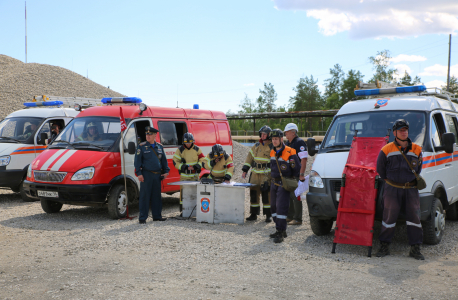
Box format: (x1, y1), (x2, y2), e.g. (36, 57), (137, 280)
(422, 197), (444, 245)
(310, 216), (333, 236)
(41, 199), (63, 213)
(108, 185), (128, 219)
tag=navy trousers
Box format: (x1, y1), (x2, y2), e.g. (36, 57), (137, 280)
(379, 184), (423, 245)
(139, 172), (163, 221)
(271, 181), (290, 231)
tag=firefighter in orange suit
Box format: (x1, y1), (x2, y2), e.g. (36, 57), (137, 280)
(173, 132), (206, 213)
(202, 144), (234, 183)
(242, 125), (273, 223)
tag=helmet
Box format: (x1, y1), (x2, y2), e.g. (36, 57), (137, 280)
(87, 122), (97, 129)
(284, 123), (298, 132)
(258, 125), (272, 139)
(392, 119), (409, 131)
(183, 132), (195, 144)
(271, 128), (284, 138)
(211, 144), (225, 158)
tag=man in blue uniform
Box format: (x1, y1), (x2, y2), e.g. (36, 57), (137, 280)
(134, 126), (170, 224)
(376, 119), (424, 260)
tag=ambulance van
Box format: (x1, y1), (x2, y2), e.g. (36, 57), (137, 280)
(23, 97), (232, 219)
(306, 83), (458, 245)
(0, 96), (100, 201)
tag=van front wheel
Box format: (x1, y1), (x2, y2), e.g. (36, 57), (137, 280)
(41, 199), (63, 213)
(310, 216), (333, 236)
(108, 185), (128, 219)
(422, 197), (445, 245)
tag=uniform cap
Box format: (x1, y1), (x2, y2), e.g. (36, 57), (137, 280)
(145, 126), (159, 135)
(284, 123), (298, 132)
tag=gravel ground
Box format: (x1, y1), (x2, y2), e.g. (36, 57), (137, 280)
(2, 143), (458, 299)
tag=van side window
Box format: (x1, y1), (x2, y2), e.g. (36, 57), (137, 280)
(445, 115), (458, 143)
(431, 113), (446, 147)
(158, 121), (187, 146)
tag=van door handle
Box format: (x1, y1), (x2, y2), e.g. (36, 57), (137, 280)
(445, 163), (452, 166)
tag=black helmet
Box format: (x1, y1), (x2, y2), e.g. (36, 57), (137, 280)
(270, 128), (284, 138)
(258, 125), (272, 139)
(183, 132), (195, 144)
(211, 144), (225, 158)
(392, 119), (409, 131)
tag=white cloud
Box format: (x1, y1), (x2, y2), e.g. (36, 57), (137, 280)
(391, 54), (427, 63)
(243, 83), (254, 86)
(393, 64), (412, 80)
(419, 64), (458, 77)
(424, 80), (446, 88)
(273, 0), (458, 39)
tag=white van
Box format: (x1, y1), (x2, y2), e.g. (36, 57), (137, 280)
(0, 97), (100, 201)
(306, 84), (458, 245)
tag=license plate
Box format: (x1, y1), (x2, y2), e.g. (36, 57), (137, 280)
(38, 190), (58, 198)
(336, 192), (340, 202)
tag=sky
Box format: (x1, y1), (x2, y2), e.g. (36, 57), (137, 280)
(0, 0), (457, 114)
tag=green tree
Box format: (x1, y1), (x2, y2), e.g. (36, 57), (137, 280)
(368, 50), (398, 83)
(323, 64), (344, 100)
(324, 69), (364, 110)
(398, 71), (422, 86)
(256, 82), (277, 113)
(442, 76), (458, 95)
(289, 75), (323, 132)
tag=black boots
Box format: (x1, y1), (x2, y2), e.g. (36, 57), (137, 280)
(269, 230), (287, 239)
(376, 242), (390, 257)
(273, 230), (286, 243)
(409, 244), (425, 260)
(265, 215), (272, 223)
(246, 213), (257, 221)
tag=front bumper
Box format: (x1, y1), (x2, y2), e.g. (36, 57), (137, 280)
(0, 169), (26, 189)
(23, 180), (110, 204)
(306, 178), (435, 221)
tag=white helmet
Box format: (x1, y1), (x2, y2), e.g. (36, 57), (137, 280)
(284, 123), (298, 132)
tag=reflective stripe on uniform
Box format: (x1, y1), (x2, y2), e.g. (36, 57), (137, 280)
(173, 153), (181, 160)
(251, 204), (260, 207)
(382, 221), (396, 228)
(272, 213), (277, 217)
(386, 152), (402, 158)
(251, 168), (271, 174)
(276, 215), (287, 219)
(226, 171), (233, 177)
(180, 173), (198, 178)
(263, 205), (271, 208)
(406, 221), (422, 228)
(244, 163), (251, 168)
(271, 157), (288, 163)
(253, 157), (270, 162)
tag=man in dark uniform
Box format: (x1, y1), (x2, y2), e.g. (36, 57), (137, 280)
(269, 129), (301, 243)
(134, 126), (170, 224)
(284, 123), (308, 225)
(376, 119), (424, 260)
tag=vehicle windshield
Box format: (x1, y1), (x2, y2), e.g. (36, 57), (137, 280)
(0, 117), (44, 143)
(52, 117), (121, 150)
(323, 111), (426, 150)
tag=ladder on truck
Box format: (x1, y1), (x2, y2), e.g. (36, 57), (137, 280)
(24, 95), (103, 109)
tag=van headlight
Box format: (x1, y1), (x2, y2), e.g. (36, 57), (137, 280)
(71, 167), (95, 181)
(27, 164), (32, 178)
(0, 155), (11, 166)
(309, 170), (324, 188)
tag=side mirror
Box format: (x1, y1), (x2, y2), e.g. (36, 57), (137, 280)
(128, 142), (136, 155)
(307, 138), (316, 156)
(443, 133), (455, 154)
(40, 133), (48, 145)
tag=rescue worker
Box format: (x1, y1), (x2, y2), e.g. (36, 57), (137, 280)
(242, 125), (273, 223)
(173, 132), (206, 213)
(21, 120), (39, 139)
(284, 123), (308, 226)
(376, 119), (424, 260)
(49, 122), (61, 143)
(77, 122), (102, 141)
(269, 129), (301, 243)
(134, 126), (170, 224)
(202, 144), (234, 183)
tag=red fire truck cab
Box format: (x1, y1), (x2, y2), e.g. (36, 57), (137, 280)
(23, 98), (232, 219)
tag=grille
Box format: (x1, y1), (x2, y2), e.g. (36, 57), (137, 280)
(332, 180), (341, 192)
(34, 171), (67, 183)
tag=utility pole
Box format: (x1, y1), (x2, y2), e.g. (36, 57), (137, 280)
(447, 34), (452, 91)
(25, 1), (27, 63)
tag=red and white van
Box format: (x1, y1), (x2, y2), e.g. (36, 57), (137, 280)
(23, 98), (232, 218)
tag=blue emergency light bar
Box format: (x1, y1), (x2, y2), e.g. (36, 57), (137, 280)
(24, 101), (64, 107)
(101, 97), (142, 104)
(354, 85), (427, 97)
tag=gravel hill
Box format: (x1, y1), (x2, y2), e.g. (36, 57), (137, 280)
(0, 55), (125, 119)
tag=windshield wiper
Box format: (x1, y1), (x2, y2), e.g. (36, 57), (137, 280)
(51, 140), (75, 149)
(0, 136), (21, 143)
(73, 143), (105, 151)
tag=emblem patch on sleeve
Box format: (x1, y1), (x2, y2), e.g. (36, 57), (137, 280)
(300, 146), (305, 151)
(281, 164), (287, 171)
(137, 149), (141, 155)
(412, 160), (417, 167)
